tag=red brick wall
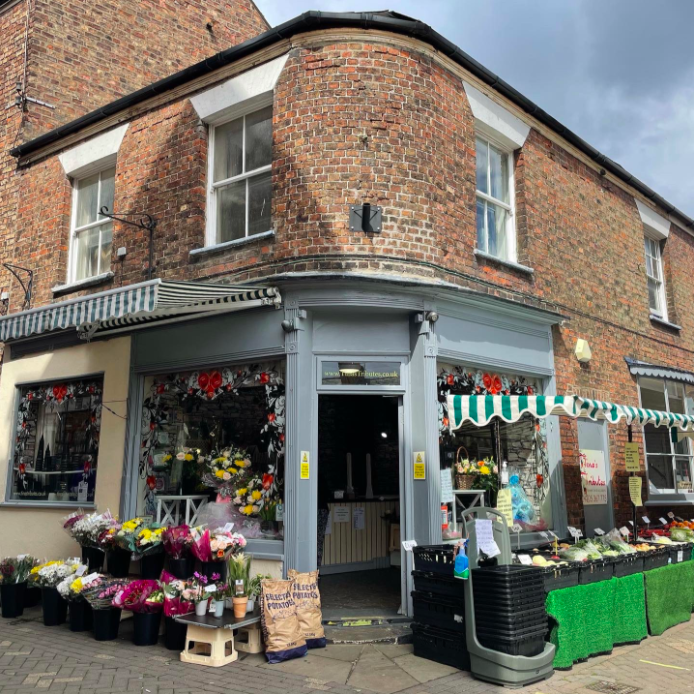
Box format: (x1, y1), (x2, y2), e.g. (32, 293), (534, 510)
(9, 31), (694, 528)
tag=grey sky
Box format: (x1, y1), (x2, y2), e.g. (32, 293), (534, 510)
(256, 1), (694, 217)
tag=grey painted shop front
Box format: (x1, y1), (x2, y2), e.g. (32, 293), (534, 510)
(121, 279), (566, 615)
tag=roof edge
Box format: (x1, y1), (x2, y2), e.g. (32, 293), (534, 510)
(9, 9), (694, 231)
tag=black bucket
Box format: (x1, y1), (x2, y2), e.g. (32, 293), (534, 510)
(133, 611), (162, 646)
(69, 599), (93, 632)
(140, 553), (165, 580)
(41, 587), (68, 626)
(82, 547), (105, 572)
(92, 607), (121, 641)
(164, 616), (188, 651)
(1, 582), (26, 618)
(200, 561), (226, 582)
(24, 587), (41, 608)
(106, 548), (131, 578)
(167, 557), (194, 580)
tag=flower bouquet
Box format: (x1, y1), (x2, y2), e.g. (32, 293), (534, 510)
(83, 577), (129, 641)
(232, 473), (279, 517)
(113, 579), (164, 646)
(70, 511), (119, 570)
(31, 559), (82, 626)
(162, 447), (203, 495)
(190, 527), (246, 581)
(161, 571), (194, 650)
(202, 446), (251, 501)
(0, 555), (39, 618)
(472, 457), (499, 504)
(135, 525), (167, 579)
(57, 568), (99, 632)
(162, 525), (194, 579)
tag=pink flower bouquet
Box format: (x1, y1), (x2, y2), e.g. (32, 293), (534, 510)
(112, 579), (163, 613)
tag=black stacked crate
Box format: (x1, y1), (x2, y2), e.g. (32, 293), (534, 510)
(472, 565), (548, 657)
(411, 546), (470, 671)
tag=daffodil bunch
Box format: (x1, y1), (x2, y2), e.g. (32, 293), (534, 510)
(116, 517), (156, 554)
(135, 526), (166, 555)
(31, 558), (82, 588)
(201, 446), (251, 498)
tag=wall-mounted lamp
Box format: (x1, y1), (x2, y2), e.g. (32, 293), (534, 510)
(575, 339), (592, 364)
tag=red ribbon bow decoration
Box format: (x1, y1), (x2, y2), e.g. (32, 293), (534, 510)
(198, 373), (210, 390)
(260, 372), (270, 384)
(482, 373), (493, 391)
(146, 475), (157, 491)
(262, 473), (274, 490)
(52, 385), (68, 402)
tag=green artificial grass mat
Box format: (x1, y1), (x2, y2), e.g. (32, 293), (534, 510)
(644, 561), (694, 636)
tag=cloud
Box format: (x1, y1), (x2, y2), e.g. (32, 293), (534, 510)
(256, 0), (694, 216)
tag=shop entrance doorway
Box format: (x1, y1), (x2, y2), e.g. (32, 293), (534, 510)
(317, 394), (403, 618)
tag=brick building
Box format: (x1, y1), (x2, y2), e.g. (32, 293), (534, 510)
(0, 0), (268, 324)
(1, 11), (692, 611)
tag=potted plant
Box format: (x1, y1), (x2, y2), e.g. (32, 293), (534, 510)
(187, 572), (213, 616)
(211, 578), (227, 618)
(83, 578), (128, 641)
(31, 559), (82, 626)
(246, 573), (271, 614)
(227, 553), (251, 618)
(0, 555), (38, 619)
(162, 525), (194, 579)
(161, 571), (194, 650)
(113, 579), (164, 646)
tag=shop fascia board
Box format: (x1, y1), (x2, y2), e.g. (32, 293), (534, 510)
(271, 272), (566, 327)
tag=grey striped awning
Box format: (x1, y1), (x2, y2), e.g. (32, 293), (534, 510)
(0, 279), (281, 342)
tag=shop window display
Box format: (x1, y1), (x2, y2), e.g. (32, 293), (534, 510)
(139, 361), (284, 540)
(438, 364), (552, 532)
(10, 379), (103, 503)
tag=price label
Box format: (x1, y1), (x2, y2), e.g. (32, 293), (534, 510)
(677, 551), (684, 563)
(517, 554), (533, 566)
(511, 523), (523, 534)
(668, 512), (675, 519)
(594, 528), (605, 536)
(83, 572), (99, 583)
(540, 531), (551, 542)
(628, 520), (634, 526)
(619, 526), (630, 537)
(568, 527), (583, 539)
(548, 529), (559, 540)
(222, 522), (234, 533)
(275, 503), (284, 522)
(76, 565), (87, 576)
(204, 585), (217, 593)
(659, 517), (668, 525)
(402, 540), (418, 552)
(642, 516), (651, 524)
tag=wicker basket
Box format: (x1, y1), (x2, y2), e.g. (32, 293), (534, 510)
(455, 474), (475, 490)
(454, 445), (475, 489)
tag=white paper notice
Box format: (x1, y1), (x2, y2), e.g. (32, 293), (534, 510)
(517, 554), (533, 566)
(475, 519), (500, 558)
(353, 507), (365, 530)
(402, 540), (417, 552)
(440, 469), (454, 504)
(333, 506), (350, 523)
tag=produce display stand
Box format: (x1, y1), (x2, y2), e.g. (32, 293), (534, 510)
(175, 609), (262, 667)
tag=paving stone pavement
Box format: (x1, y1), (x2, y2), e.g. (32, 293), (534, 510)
(1, 607), (694, 693)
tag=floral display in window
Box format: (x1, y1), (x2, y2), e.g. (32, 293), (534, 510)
(11, 379), (103, 503)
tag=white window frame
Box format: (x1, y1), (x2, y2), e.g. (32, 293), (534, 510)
(644, 233), (668, 321)
(205, 99), (273, 247)
(475, 135), (517, 262)
(638, 378), (693, 495)
(67, 167), (115, 284)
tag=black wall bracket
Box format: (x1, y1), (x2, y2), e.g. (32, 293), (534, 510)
(350, 203), (382, 233)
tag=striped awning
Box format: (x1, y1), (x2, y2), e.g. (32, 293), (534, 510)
(0, 279), (281, 342)
(447, 394), (694, 432)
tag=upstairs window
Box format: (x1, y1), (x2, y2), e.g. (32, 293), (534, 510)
(475, 137), (515, 261)
(644, 235), (667, 320)
(208, 105), (272, 245)
(69, 168), (115, 282)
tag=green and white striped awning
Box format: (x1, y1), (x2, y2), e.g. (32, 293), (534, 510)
(0, 279), (281, 343)
(447, 394), (694, 432)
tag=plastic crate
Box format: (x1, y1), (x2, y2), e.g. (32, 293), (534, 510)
(537, 562), (580, 592)
(642, 548), (669, 571)
(475, 604), (548, 632)
(411, 622), (470, 671)
(411, 591), (465, 633)
(413, 545), (456, 576)
(412, 570), (464, 599)
(477, 625), (547, 657)
(473, 593), (546, 615)
(612, 554), (645, 578)
(578, 558), (614, 584)
(472, 565), (545, 587)
(669, 544), (691, 564)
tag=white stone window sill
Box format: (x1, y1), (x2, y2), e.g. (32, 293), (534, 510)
(474, 249), (534, 275)
(190, 230), (275, 257)
(0, 500), (96, 510)
(52, 272), (114, 296)
(649, 314), (682, 332)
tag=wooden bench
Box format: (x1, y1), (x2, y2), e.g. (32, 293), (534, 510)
(175, 609), (263, 667)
